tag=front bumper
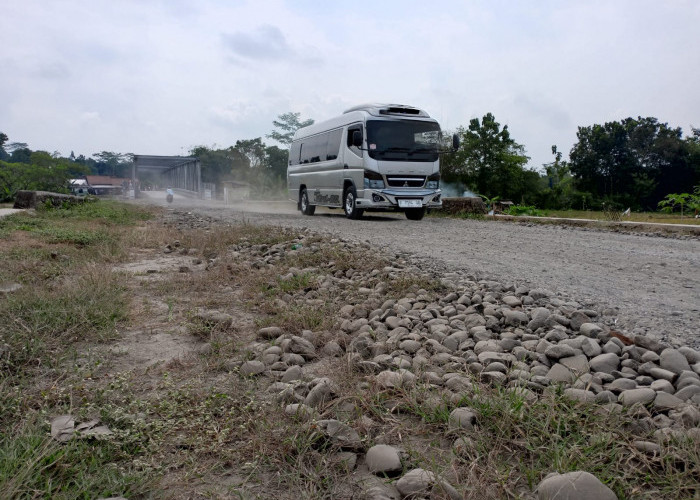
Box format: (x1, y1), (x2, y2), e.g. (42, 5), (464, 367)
(355, 188), (442, 210)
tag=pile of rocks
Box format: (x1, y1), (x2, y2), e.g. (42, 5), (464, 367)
(223, 233), (700, 498)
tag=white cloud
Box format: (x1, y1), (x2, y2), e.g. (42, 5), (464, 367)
(0, 0), (698, 168)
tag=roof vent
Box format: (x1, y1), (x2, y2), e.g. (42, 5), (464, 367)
(379, 106), (421, 115)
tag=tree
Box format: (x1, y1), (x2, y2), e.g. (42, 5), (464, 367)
(9, 147), (31, 164)
(538, 146), (576, 208)
(234, 138), (266, 170)
(0, 132), (8, 161)
(190, 145), (248, 184)
(569, 117), (694, 210)
(265, 145), (289, 179)
(442, 113), (530, 201)
(267, 112), (314, 146)
(92, 152), (132, 177)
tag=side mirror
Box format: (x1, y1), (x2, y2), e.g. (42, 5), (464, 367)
(452, 134), (460, 150)
(352, 130), (363, 148)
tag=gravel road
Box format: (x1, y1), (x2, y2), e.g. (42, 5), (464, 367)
(152, 195), (699, 348)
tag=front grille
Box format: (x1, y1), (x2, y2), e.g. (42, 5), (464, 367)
(386, 175), (426, 188)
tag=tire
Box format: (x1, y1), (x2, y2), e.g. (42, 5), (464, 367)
(343, 185), (364, 219)
(300, 188), (315, 216)
(166, 194), (173, 203)
(405, 207), (425, 220)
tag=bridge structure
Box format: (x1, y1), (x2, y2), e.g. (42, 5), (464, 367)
(132, 155), (201, 197)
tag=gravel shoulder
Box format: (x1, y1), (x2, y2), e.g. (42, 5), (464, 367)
(143, 195), (700, 348)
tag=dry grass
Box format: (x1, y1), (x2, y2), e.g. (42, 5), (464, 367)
(1, 201), (697, 499)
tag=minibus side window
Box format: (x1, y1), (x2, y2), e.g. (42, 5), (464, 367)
(326, 129), (342, 161)
(347, 124), (362, 157)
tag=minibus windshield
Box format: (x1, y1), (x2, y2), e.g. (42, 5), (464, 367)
(366, 120), (440, 162)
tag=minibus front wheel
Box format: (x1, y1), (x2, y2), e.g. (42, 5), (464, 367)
(343, 186), (364, 220)
(300, 188), (315, 216)
(405, 207), (425, 220)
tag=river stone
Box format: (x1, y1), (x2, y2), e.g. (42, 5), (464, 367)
(634, 335), (666, 354)
(282, 353), (306, 366)
(284, 403), (316, 420)
(474, 340), (503, 355)
(364, 482), (400, 500)
(647, 366), (677, 382)
(618, 388), (656, 406)
(477, 351), (516, 366)
(560, 354), (590, 374)
(545, 344), (577, 360)
(376, 369), (416, 389)
(321, 340), (343, 357)
(608, 378), (637, 393)
(537, 471), (616, 500)
(281, 365), (303, 383)
(579, 323), (603, 338)
(366, 444), (402, 474)
(528, 307), (550, 330)
(547, 363), (576, 384)
(670, 406), (700, 427)
(481, 371), (507, 385)
(444, 376), (475, 392)
(503, 309), (529, 326)
(315, 419), (361, 449)
(564, 388), (597, 403)
(395, 468), (435, 497)
(399, 339), (422, 354)
(602, 340), (621, 355)
(589, 353), (620, 374)
(633, 440), (661, 454)
(502, 295), (522, 307)
(577, 339), (600, 359)
(240, 360), (266, 376)
(257, 326), (283, 340)
(650, 379), (675, 394)
(289, 335), (316, 357)
(448, 407), (477, 431)
(595, 390), (617, 403)
(660, 348), (691, 374)
(653, 391), (684, 411)
(305, 380), (334, 407)
(679, 346), (700, 364)
(569, 311), (589, 330)
(675, 384), (700, 402)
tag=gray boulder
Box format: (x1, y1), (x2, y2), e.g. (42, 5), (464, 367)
(537, 471), (616, 500)
(366, 444), (402, 474)
(660, 348), (691, 375)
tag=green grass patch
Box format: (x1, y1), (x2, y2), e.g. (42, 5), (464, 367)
(449, 387), (700, 498)
(542, 209), (700, 225)
(0, 269), (128, 379)
(0, 422), (151, 500)
(38, 200), (154, 225)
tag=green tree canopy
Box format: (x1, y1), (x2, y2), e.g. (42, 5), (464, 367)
(91, 152), (132, 177)
(442, 113), (531, 201)
(569, 117), (695, 209)
(0, 132), (8, 161)
(267, 112), (314, 146)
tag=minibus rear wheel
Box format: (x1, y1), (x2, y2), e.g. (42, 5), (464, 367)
(300, 188), (315, 216)
(405, 207), (425, 220)
(343, 186), (364, 219)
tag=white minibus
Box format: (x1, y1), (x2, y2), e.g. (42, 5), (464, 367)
(287, 104), (457, 220)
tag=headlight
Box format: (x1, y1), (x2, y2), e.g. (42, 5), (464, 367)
(364, 170), (385, 189)
(426, 173), (440, 189)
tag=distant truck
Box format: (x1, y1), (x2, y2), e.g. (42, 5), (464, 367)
(287, 104), (457, 220)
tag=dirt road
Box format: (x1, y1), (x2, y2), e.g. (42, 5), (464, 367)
(146, 194), (700, 348)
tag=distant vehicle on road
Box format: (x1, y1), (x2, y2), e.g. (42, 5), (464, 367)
(287, 103), (458, 220)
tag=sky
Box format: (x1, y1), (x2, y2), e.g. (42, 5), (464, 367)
(1, 0), (699, 170)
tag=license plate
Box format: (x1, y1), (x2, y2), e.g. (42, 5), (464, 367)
(398, 199), (422, 208)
